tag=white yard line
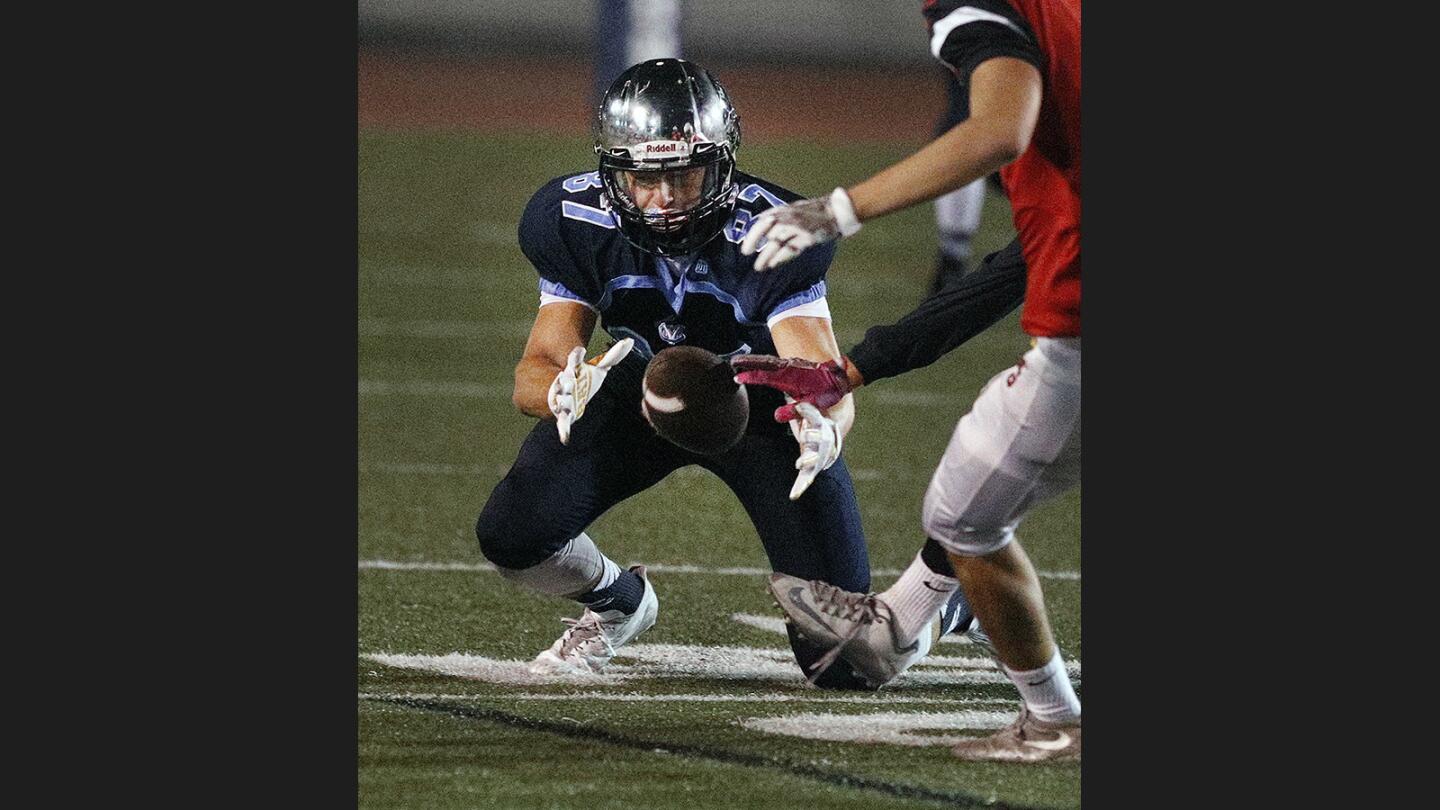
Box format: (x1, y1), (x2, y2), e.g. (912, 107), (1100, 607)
(362, 646), (1078, 689)
(359, 319), (535, 339)
(358, 558), (1080, 581)
(362, 647), (1072, 688)
(359, 377), (971, 408)
(359, 691), (1012, 705)
(731, 612), (975, 645)
(358, 379), (513, 398)
(362, 460), (891, 481)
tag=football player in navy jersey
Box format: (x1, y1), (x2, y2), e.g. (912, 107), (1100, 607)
(473, 58), (972, 689)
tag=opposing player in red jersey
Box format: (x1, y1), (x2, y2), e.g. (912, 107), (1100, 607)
(736, 0), (1082, 762)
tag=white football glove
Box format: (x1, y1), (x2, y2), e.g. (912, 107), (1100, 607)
(787, 401), (842, 500)
(739, 187), (862, 271)
(547, 338), (635, 445)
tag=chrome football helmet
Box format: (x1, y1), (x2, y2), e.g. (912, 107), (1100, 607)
(595, 58), (742, 256)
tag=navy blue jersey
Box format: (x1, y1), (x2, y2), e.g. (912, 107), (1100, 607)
(517, 169), (836, 362)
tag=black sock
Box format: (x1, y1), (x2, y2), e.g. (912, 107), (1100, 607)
(579, 568), (646, 615)
(921, 538), (975, 635)
(920, 536), (956, 577)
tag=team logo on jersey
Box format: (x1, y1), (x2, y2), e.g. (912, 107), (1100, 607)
(657, 321), (687, 345)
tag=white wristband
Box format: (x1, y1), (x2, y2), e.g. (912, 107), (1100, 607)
(829, 187), (862, 237)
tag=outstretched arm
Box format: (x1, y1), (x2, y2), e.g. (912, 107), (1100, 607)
(741, 57), (1042, 271)
(846, 239), (1025, 385)
(846, 57), (1041, 222)
(734, 239), (1025, 400)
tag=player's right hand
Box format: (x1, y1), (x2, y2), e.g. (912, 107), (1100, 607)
(787, 402), (842, 500)
(731, 354), (853, 423)
(548, 338), (635, 444)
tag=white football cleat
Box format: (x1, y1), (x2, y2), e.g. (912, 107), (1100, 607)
(528, 566), (658, 675)
(768, 573), (932, 688)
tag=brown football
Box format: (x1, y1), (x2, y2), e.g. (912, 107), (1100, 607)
(641, 345), (749, 455)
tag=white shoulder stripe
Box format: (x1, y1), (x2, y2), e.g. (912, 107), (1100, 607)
(539, 292), (599, 312)
(930, 6), (1028, 63)
(766, 297), (831, 329)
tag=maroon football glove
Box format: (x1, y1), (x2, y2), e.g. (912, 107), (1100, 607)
(730, 354), (853, 423)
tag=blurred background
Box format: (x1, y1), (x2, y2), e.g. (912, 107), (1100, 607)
(359, 0), (947, 142)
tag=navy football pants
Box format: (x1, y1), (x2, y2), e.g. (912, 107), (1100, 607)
(476, 381), (873, 688)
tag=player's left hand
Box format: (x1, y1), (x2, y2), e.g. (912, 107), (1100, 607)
(548, 338), (635, 445)
(740, 188), (862, 271)
(787, 402), (842, 500)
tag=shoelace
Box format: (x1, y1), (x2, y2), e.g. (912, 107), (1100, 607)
(812, 582), (888, 624)
(804, 584), (891, 685)
(555, 612), (615, 660)
(1011, 704), (1032, 741)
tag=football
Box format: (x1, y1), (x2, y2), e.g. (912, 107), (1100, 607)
(642, 345), (749, 455)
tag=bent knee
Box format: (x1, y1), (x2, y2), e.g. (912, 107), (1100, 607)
(475, 490), (568, 570)
(922, 489), (1014, 557)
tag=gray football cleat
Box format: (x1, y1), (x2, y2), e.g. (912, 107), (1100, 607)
(529, 566), (658, 675)
(767, 573), (932, 688)
(951, 704), (1081, 763)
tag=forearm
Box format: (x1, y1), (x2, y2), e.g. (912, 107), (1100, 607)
(513, 356), (563, 418)
(769, 315), (855, 432)
(846, 119), (1020, 222)
(513, 301), (597, 418)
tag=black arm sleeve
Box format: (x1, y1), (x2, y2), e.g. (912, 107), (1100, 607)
(846, 238), (1025, 384)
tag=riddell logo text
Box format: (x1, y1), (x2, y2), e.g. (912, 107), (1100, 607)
(646, 143), (683, 154)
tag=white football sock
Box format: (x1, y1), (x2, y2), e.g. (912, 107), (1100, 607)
(1004, 648), (1081, 724)
(493, 532), (619, 599)
(879, 552), (959, 643)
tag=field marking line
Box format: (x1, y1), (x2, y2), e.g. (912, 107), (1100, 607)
(362, 460), (891, 481)
(362, 646), (1077, 687)
(359, 318), (535, 338)
(733, 612), (970, 645)
(358, 558), (1080, 581)
(357, 690), (1014, 706)
(364, 694), (1040, 809)
(359, 377), (966, 407)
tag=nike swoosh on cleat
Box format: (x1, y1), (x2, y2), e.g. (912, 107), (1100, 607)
(1022, 731), (1072, 752)
(787, 586), (839, 635)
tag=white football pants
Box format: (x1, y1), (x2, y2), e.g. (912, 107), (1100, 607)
(923, 337), (1081, 556)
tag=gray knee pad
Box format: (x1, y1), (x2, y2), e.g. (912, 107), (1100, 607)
(493, 532), (607, 599)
